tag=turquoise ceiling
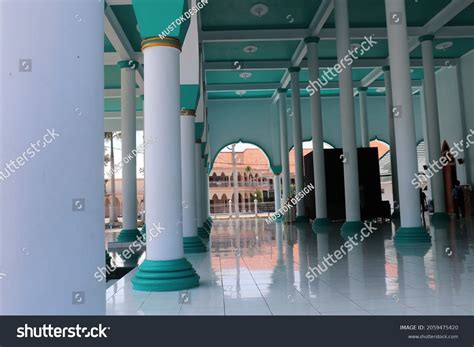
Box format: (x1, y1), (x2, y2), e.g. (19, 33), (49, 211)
(410, 38), (474, 59)
(200, 0), (322, 31)
(105, 97), (144, 113)
(103, 0), (474, 105)
(323, 0), (452, 28)
(203, 41), (300, 62)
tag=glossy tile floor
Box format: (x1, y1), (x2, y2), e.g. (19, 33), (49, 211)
(106, 217), (474, 315)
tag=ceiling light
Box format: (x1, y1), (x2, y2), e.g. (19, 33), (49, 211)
(435, 41), (453, 51)
(243, 45), (258, 54)
(235, 90), (247, 96)
(350, 43), (361, 51)
(250, 3), (269, 17)
(239, 72), (252, 79)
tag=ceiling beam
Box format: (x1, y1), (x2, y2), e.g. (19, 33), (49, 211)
(200, 29), (308, 42)
(200, 26), (474, 43)
(203, 58), (451, 71)
(361, 0), (474, 87)
(104, 2), (144, 92)
(206, 80), (421, 92)
(273, 0), (335, 102)
(105, 52), (143, 65)
(106, 0), (132, 5)
(105, 112), (144, 119)
(104, 88), (143, 98)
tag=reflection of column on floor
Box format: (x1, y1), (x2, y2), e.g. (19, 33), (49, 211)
(432, 223), (452, 305)
(399, 255), (429, 296)
(297, 225), (309, 297)
(285, 225), (296, 284)
(276, 223), (284, 265)
(316, 233), (331, 297)
(347, 239), (364, 293)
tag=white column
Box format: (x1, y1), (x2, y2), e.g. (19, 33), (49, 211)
(204, 166), (211, 219)
(274, 174), (282, 213)
(420, 35), (448, 221)
(335, 0), (362, 231)
(383, 66), (400, 214)
(117, 61), (140, 241)
(277, 88), (290, 203)
(201, 160), (209, 224)
(0, 0), (104, 314)
(385, 0), (429, 240)
(289, 68), (305, 219)
(305, 37), (329, 227)
(358, 87), (370, 148)
(132, 37), (199, 291)
(231, 144), (240, 217)
(195, 142), (207, 236)
(180, 111), (205, 252)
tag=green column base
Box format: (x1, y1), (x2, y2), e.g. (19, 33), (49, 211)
(295, 216), (309, 223)
(117, 228), (142, 242)
(198, 227), (209, 239)
(340, 221), (366, 239)
(132, 258), (200, 292)
(206, 216), (213, 225)
(203, 222), (212, 232)
(183, 236), (207, 253)
(140, 224), (146, 235)
(312, 218), (332, 233)
(394, 226), (431, 244)
(394, 227), (432, 256)
(430, 212), (451, 227)
(274, 214), (284, 224)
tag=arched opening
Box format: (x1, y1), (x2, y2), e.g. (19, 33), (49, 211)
(210, 142), (273, 218)
(211, 194), (220, 213)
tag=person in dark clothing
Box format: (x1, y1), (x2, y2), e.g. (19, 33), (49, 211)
(420, 188), (427, 226)
(452, 180), (465, 219)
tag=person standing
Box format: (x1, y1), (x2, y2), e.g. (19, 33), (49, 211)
(452, 180), (465, 219)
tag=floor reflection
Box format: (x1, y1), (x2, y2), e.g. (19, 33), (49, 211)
(106, 217), (474, 315)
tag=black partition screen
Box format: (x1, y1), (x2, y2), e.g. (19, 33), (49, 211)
(304, 148), (390, 221)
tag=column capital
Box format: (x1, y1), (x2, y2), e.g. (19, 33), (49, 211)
(180, 109), (196, 117)
(419, 34), (435, 43)
(288, 67), (301, 73)
(141, 36), (182, 51)
(357, 86), (368, 92)
(382, 65), (390, 72)
(117, 60), (139, 70)
(277, 88), (287, 94)
(304, 36), (320, 44)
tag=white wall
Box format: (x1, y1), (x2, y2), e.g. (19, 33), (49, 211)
(459, 50), (474, 184)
